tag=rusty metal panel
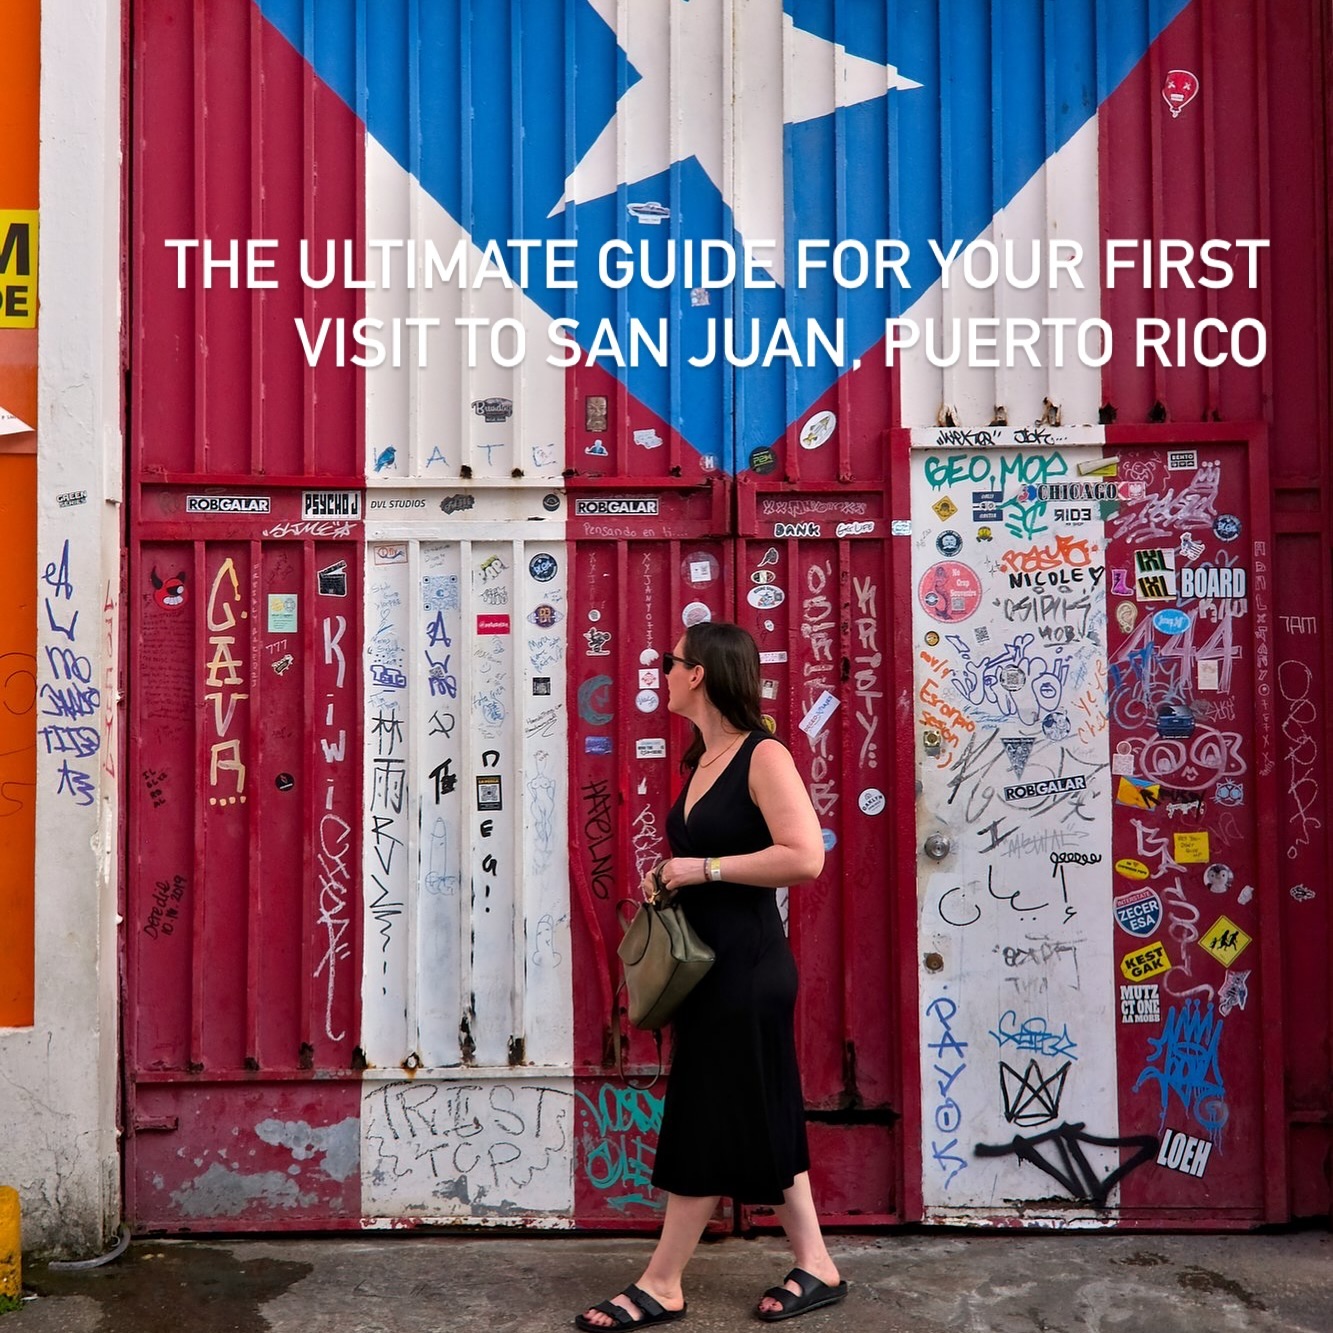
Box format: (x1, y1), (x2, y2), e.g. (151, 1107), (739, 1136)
(1271, 529), (1333, 1219)
(1103, 426), (1281, 1223)
(125, 491), (364, 1229)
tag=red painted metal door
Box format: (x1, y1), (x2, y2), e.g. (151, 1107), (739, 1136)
(126, 490), (365, 1228)
(564, 476), (909, 1229)
(733, 478), (908, 1228)
(565, 478), (736, 1229)
(901, 423), (1285, 1226)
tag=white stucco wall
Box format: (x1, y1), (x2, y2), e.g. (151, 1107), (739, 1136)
(0, 0), (122, 1255)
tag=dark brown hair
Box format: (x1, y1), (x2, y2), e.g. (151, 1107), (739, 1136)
(679, 621), (767, 770)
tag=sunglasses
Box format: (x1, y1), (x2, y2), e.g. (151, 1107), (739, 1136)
(661, 652), (701, 673)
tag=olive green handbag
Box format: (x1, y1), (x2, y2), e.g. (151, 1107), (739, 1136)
(617, 868), (715, 1030)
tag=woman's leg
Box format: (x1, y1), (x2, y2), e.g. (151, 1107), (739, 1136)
(758, 1171), (841, 1315)
(579, 1191), (719, 1327)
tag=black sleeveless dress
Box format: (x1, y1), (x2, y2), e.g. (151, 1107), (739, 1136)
(650, 732), (810, 1204)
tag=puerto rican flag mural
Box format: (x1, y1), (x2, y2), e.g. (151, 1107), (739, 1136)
(128, 0), (1291, 1230)
(253, 0), (1204, 475)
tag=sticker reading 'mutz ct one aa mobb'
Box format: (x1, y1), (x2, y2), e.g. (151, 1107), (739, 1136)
(1120, 940), (1171, 981)
(918, 561), (982, 623)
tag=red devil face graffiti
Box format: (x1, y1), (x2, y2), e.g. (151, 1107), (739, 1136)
(151, 568), (188, 608)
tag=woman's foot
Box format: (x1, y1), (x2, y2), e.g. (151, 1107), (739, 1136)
(575, 1280), (686, 1329)
(756, 1264), (846, 1319)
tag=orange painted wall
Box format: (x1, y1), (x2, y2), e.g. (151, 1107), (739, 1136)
(0, 0), (40, 1027)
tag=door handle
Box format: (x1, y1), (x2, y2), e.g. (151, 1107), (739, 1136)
(923, 832), (953, 860)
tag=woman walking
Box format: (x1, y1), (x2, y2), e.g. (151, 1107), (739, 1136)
(576, 621), (847, 1328)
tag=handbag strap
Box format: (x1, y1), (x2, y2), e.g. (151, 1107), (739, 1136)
(611, 978), (664, 1091)
(611, 867), (669, 1091)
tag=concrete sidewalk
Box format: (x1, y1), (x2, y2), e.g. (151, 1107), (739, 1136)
(14, 1229), (1333, 1332)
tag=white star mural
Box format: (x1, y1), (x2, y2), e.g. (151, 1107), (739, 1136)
(550, 0), (921, 283)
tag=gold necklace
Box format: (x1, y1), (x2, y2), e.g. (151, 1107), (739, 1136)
(698, 731), (744, 768)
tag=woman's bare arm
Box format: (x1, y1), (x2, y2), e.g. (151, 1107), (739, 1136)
(656, 739), (825, 891)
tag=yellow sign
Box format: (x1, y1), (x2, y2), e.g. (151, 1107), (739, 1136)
(931, 496), (958, 521)
(0, 211), (36, 328)
(1201, 916), (1251, 967)
(1115, 858), (1151, 881)
(1120, 940), (1171, 981)
(1174, 831), (1210, 863)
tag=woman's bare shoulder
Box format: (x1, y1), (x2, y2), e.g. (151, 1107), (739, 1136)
(749, 734), (797, 770)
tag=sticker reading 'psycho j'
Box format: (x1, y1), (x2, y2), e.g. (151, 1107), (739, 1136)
(1153, 607), (1192, 636)
(918, 561), (982, 623)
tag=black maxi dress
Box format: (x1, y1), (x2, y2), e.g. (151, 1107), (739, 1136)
(650, 731), (810, 1204)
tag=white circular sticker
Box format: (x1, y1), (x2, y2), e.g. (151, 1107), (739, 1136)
(639, 648), (658, 667)
(588, 609), (602, 623)
(635, 689), (660, 714)
(747, 585), (786, 610)
(800, 409), (836, 450)
(858, 787), (886, 816)
(682, 601), (712, 626)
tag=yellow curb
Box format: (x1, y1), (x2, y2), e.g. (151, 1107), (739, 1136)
(0, 1186), (18, 1301)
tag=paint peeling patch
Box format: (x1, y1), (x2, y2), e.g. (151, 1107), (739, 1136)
(255, 1116), (359, 1183)
(168, 1162), (319, 1218)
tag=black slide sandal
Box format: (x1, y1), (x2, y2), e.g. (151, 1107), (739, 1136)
(755, 1267), (849, 1322)
(575, 1282), (687, 1330)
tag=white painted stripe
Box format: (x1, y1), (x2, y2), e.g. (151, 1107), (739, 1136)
(364, 136), (568, 484)
(898, 118), (1104, 429)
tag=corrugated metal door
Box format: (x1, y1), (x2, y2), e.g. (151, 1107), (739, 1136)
(127, 493), (365, 1227)
(734, 477), (907, 1227)
(127, 0), (370, 1226)
(565, 479), (735, 1228)
(355, 488), (577, 1221)
(564, 475), (906, 1229)
(905, 423), (1283, 1226)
